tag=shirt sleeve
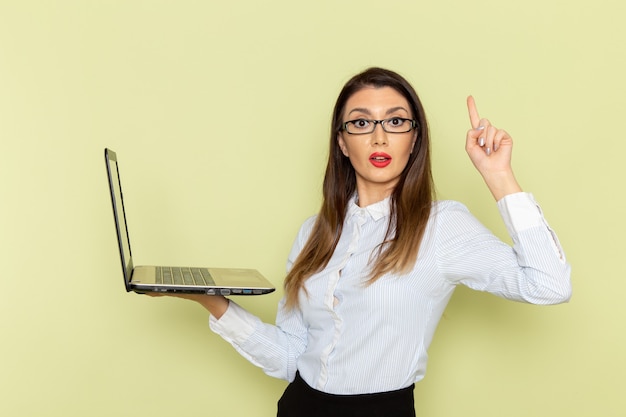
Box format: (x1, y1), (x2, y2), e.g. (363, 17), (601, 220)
(436, 192), (572, 304)
(209, 298), (307, 382)
(207, 216), (317, 381)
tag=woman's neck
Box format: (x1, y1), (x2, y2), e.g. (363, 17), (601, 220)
(355, 183), (396, 207)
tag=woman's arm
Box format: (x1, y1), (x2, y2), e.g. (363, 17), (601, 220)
(148, 291), (306, 381)
(441, 97), (571, 303)
(436, 198), (571, 304)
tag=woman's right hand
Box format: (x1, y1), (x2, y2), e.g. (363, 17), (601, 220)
(147, 292), (230, 319)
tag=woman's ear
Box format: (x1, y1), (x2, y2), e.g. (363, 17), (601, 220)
(337, 133), (349, 157)
(410, 132), (418, 154)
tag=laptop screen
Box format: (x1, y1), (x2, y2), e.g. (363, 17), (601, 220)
(105, 150), (133, 288)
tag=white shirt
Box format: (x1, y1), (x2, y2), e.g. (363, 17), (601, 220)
(209, 192), (571, 395)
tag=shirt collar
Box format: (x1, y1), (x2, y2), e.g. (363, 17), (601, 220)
(347, 194), (391, 222)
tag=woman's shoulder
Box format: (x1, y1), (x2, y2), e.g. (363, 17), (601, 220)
(295, 214), (318, 239)
(428, 199), (487, 236)
(300, 214), (318, 228)
(431, 199), (471, 216)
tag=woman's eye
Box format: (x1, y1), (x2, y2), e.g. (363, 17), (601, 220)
(389, 118), (403, 126)
(354, 119), (370, 128)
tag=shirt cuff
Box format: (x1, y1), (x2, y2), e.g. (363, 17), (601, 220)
(209, 300), (258, 345)
(497, 192), (545, 233)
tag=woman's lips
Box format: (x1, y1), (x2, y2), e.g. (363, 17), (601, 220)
(369, 152), (392, 168)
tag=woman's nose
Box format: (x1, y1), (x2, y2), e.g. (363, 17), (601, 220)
(371, 123), (388, 145)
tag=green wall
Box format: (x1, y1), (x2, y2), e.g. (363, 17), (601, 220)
(1, 1), (623, 416)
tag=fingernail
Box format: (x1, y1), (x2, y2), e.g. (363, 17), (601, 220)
(479, 137), (485, 147)
(477, 125), (485, 130)
(486, 147), (491, 156)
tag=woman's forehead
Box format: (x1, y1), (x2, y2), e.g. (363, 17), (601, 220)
(344, 86), (411, 115)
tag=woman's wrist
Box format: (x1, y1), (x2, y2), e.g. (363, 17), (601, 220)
(482, 170), (522, 201)
(197, 295), (230, 319)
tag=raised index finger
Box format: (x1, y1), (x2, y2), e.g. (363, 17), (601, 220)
(467, 95), (480, 129)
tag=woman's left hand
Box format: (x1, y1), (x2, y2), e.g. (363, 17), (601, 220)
(465, 96), (522, 200)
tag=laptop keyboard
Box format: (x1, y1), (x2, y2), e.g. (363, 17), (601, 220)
(155, 267), (216, 286)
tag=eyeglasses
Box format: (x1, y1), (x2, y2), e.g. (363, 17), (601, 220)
(342, 117), (417, 135)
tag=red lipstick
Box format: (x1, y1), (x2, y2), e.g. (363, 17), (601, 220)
(369, 152), (392, 168)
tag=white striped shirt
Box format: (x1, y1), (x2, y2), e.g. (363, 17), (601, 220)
(209, 192), (571, 394)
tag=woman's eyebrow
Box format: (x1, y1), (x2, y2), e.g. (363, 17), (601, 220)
(347, 107), (372, 116)
(385, 106), (410, 115)
(347, 106), (410, 117)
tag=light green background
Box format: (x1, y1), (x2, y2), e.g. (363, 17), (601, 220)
(1, 1), (623, 416)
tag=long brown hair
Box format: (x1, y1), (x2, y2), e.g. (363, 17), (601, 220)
(284, 67), (434, 309)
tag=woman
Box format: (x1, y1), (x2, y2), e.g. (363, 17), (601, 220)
(159, 67), (571, 417)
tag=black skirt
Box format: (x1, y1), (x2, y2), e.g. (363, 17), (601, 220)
(277, 372), (416, 417)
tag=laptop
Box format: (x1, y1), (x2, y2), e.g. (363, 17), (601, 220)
(104, 148), (275, 296)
